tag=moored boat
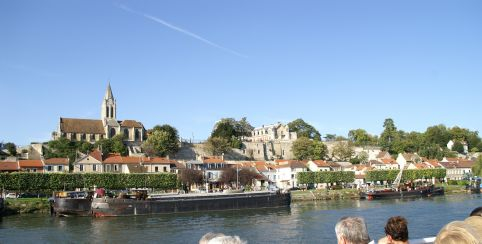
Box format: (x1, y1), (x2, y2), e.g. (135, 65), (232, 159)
(51, 191), (92, 217)
(92, 191), (291, 217)
(51, 190), (291, 217)
(362, 185), (444, 200)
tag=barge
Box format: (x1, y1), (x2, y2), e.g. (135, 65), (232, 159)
(52, 191), (291, 217)
(361, 185), (444, 200)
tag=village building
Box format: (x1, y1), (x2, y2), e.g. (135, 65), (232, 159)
(52, 83), (146, 155)
(44, 158), (70, 173)
(0, 160), (19, 173)
(18, 160), (44, 173)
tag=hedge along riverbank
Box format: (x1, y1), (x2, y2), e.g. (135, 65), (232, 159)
(297, 171), (355, 185)
(0, 173), (178, 191)
(366, 169), (446, 182)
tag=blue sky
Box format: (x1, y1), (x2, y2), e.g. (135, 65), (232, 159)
(1, 0), (481, 145)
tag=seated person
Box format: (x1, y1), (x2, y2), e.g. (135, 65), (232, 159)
(378, 216), (409, 244)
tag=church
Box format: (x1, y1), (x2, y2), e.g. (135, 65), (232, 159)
(52, 84), (146, 151)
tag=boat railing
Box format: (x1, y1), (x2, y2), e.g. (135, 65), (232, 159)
(409, 237), (435, 244)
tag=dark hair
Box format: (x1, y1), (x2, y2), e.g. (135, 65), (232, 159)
(385, 216), (409, 241)
(469, 206), (482, 217)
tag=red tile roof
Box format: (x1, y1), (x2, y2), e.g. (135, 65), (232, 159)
(0, 161), (19, 171)
(44, 158), (69, 165)
(312, 160), (330, 167)
(89, 149), (103, 161)
(143, 157), (175, 164)
(203, 158), (224, 163)
(120, 120), (143, 128)
(19, 160), (43, 167)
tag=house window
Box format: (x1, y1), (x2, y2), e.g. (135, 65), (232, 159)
(114, 164), (119, 171)
(135, 129), (140, 141)
(155, 166), (159, 172)
(81, 134), (86, 141)
(58, 166), (63, 172)
(80, 165), (84, 172)
(282, 150), (285, 156)
(93, 165), (97, 171)
(90, 134), (95, 141)
(47, 166), (52, 171)
(72, 133), (77, 140)
(105, 165), (111, 172)
(163, 167), (167, 172)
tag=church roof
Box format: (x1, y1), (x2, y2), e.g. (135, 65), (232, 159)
(60, 118), (105, 134)
(104, 83), (114, 100)
(120, 120), (143, 128)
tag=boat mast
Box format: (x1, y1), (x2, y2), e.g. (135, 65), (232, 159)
(393, 165), (404, 188)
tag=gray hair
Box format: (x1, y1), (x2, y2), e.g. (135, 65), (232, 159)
(199, 232), (247, 244)
(335, 216), (371, 244)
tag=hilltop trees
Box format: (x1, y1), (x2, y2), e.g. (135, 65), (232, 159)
(142, 124), (180, 157)
(348, 129), (377, 147)
(4, 142), (17, 156)
(205, 117), (254, 155)
(288, 119), (321, 141)
(95, 135), (128, 156)
(292, 137), (328, 160)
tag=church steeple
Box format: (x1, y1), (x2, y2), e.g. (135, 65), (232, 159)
(101, 82), (116, 120)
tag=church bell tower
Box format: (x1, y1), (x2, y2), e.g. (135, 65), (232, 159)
(101, 82), (117, 120)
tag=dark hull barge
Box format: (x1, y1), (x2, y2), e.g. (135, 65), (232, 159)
(362, 186), (444, 200)
(52, 198), (92, 216)
(53, 191), (291, 217)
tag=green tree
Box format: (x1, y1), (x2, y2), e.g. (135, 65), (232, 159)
(379, 118), (399, 153)
(424, 125), (451, 148)
(331, 141), (355, 161)
(348, 129), (376, 146)
(312, 140), (328, 160)
(288, 119), (321, 141)
(211, 121), (237, 139)
(205, 137), (231, 156)
(45, 138), (78, 162)
(4, 142), (17, 156)
(324, 134), (336, 142)
(143, 124), (180, 157)
(80, 142), (94, 154)
(452, 141), (465, 154)
(472, 156), (482, 177)
(292, 137), (314, 160)
(95, 135), (128, 156)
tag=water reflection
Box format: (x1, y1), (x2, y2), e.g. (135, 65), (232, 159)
(1, 195), (481, 243)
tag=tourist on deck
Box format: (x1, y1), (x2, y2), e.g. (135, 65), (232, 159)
(434, 220), (481, 244)
(469, 206), (482, 217)
(335, 216), (373, 244)
(378, 216), (409, 244)
(199, 232), (247, 244)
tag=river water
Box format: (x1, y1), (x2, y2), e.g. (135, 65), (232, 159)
(1, 194), (481, 243)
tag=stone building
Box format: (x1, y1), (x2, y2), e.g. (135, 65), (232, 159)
(52, 83), (145, 152)
(240, 123), (297, 161)
(248, 123), (297, 143)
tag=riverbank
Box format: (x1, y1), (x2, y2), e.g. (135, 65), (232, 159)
(291, 184), (469, 202)
(291, 189), (361, 201)
(2, 198), (50, 216)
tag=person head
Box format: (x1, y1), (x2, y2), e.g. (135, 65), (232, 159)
(435, 221), (480, 244)
(199, 232), (247, 244)
(469, 206), (482, 217)
(335, 216), (371, 244)
(384, 216), (409, 243)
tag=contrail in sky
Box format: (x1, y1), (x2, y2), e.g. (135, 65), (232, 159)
(117, 4), (247, 58)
